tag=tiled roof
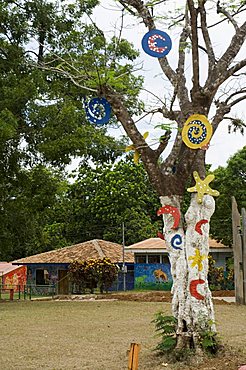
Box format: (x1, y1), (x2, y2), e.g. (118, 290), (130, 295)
(125, 237), (230, 251)
(13, 240), (134, 264)
(0, 262), (24, 275)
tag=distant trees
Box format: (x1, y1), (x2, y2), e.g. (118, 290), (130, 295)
(66, 159), (160, 245)
(211, 146), (246, 246)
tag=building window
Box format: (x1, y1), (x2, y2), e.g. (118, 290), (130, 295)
(135, 255), (147, 263)
(148, 255), (161, 264)
(36, 269), (50, 285)
(162, 255), (170, 264)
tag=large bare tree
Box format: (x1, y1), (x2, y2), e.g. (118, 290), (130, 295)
(39, 0), (246, 352)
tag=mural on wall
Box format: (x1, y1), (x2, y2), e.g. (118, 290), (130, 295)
(27, 264), (66, 295)
(135, 263), (172, 290)
(3, 266), (26, 292)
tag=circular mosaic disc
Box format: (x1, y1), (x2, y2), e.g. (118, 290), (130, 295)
(142, 29), (172, 58)
(181, 114), (213, 149)
(84, 97), (111, 125)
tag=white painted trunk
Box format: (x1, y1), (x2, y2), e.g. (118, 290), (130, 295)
(160, 194), (216, 349)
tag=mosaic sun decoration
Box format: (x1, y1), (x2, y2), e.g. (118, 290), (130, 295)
(142, 29), (172, 58)
(189, 279), (205, 300)
(84, 97), (111, 125)
(125, 132), (149, 164)
(182, 114), (213, 149)
(157, 205), (180, 229)
(187, 171), (220, 204)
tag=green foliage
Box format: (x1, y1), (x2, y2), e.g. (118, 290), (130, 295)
(208, 254), (234, 291)
(66, 158), (160, 245)
(211, 146), (246, 245)
(197, 319), (220, 354)
(69, 257), (118, 293)
(152, 312), (177, 352)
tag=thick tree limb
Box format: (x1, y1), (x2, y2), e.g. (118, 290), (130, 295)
(187, 0), (200, 94)
(175, 6), (191, 114)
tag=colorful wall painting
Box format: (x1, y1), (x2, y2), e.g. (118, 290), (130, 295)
(181, 114), (213, 149)
(84, 97), (111, 125)
(142, 29), (172, 58)
(135, 263), (172, 290)
(187, 171), (220, 204)
(2, 266), (26, 292)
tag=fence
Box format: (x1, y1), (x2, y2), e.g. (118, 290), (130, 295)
(232, 197), (246, 304)
(0, 284), (56, 300)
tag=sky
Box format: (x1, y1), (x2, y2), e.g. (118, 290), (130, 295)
(90, 0), (246, 170)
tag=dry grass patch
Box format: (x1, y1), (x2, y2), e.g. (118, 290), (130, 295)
(0, 300), (245, 369)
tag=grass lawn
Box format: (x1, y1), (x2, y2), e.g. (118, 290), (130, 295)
(0, 300), (246, 369)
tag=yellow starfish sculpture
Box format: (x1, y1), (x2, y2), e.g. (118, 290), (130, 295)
(188, 249), (206, 271)
(187, 171), (220, 203)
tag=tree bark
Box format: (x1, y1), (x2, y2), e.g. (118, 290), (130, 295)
(160, 194), (216, 350)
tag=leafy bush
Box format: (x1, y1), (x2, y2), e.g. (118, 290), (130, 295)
(69, 257), (118, 293)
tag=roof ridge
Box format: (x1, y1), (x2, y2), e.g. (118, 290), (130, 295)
(91, 240), (105, 258)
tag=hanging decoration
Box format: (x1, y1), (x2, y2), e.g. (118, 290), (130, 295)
(195, 219), (208, 235)
(188, 249), (206, 271)
(142, 29), (172, 58)
(125, 132), (149, 164)
(187, 171), (220, 204)
(84, 97), (111, 125)
(170, 234), (183, 250)
(157, 205), (180, 229)
(189, 279), (205, 300)
(181, 114), (213, 149)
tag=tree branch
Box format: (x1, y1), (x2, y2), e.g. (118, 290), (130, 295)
(187, 0), (200, 93)
(217, 1), (239, 31)
(199, 0), (216, 74)
(120, 0), (176, 85)
(175, 5), (191, 113)
(205, 20), (246, 95)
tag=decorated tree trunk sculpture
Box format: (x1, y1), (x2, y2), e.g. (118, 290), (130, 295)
(40, 0), (246, 352)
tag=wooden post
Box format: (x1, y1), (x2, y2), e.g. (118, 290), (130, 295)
(242, 208), (246, 305)
(128, 343), (140, 370)
(10, 288), (14, 301)
(232, 197), (244, 304)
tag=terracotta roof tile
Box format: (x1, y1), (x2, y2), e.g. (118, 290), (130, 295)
(126, 237), (229, 250)
(13, 240), (134, 264)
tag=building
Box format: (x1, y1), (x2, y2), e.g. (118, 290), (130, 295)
(0, 262), (26, 292)
(125, 237), (232, 290)
(13, 239), (134, 294)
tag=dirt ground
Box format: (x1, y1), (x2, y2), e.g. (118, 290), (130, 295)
(1, 291), (245, 370)
(95, 290), (235, 304)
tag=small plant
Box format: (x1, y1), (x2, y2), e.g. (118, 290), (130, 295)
(152, 312), (177, 352)
(197, 319), (220, 354)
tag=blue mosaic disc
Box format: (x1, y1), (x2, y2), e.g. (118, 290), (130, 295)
(142, 29), (172, 58)
(84, 97), (111, 125)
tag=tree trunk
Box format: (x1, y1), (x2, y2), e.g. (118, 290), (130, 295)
(159, 194), (216, 351)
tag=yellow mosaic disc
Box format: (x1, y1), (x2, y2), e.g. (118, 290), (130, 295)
(182, 114), (213, 149)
